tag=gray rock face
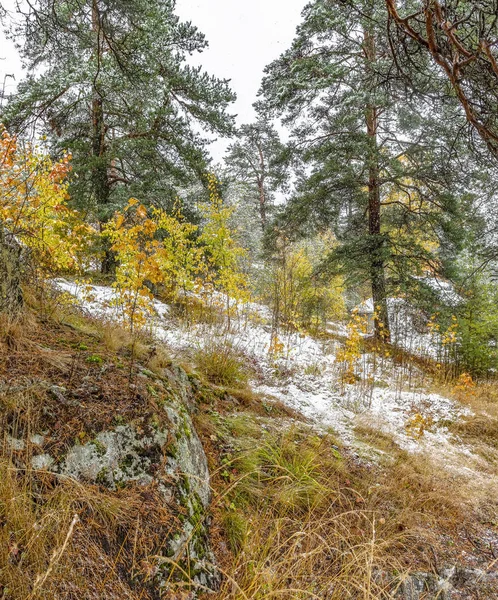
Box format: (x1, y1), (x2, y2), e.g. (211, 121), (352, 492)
(394, 567), (498, 599)
(0, 228), (24, 314)
(31, 365), (219, 595)
(58, 425), (167, 487)
(396, 573), (444, 600)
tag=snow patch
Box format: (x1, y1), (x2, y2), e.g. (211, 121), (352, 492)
(52, 279), (479, 475)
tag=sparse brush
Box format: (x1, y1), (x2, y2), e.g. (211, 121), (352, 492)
(147, 346), (172, 375)
(194, 342), (248, 387)
(0, 310), (37, 351)
(0, 457), (181, 600)
(304, 361), (324, 377)
(212, 428), (410, 599)
(101, 323), (131, 352)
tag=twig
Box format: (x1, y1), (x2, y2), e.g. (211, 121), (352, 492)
(30, 513), (80, 597)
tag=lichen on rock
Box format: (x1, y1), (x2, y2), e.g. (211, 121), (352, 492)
(31, 364), (220, 595)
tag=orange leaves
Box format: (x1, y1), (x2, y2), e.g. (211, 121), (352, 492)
(0, 125), (96, 272)
(136, 204), (148, 219)
(452, 372), (476, 398)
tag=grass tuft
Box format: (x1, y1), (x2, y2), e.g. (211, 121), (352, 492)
(194, 342), (248, 388)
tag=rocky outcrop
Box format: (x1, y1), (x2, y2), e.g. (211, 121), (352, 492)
(30, 364), (219, 595)
(394, 567), (498, 599)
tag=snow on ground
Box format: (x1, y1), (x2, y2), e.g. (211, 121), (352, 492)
(358, 297), (445, 360)
(53, 279), (479, 473)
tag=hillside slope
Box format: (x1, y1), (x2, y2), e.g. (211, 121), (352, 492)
(0, 288), (497, 599)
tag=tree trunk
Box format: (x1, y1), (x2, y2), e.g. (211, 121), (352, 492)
(257, 142), (267, 232)
(257, 179), (267, 232)
(0, 228), (23, 315)
(92, 1), (114, 274)
(364, 27), (390, 343)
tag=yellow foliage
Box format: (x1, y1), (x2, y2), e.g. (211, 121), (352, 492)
(336, 308), (367, 385)
(198, 173), (249, 309)
(260, 233), (345, 335)
(154, 201), (205, 298)
(452, 372), (476, 396)
(104, 177), (249, 330)
(0, 127), (96, 272)
(103, 199), (161, 331)
(268, 335), (285, 359)
(405, 412), (434, 439)
(442, 315), (458, 346)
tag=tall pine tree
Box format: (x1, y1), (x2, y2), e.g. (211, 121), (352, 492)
(261, 0), (472, 340)
(2, 0), (236, 269)
(225, 111), (288, 233)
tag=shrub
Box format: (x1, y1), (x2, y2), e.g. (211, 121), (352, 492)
(258, 232), (345, 336)
(0, 128), (95, 273)
(194, 342), (248, 387)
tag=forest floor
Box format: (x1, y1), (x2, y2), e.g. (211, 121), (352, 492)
(54, 279), (497, 482)
(1, 280), (496, 599)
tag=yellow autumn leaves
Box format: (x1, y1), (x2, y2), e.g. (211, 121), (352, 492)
(103, 174), (248, 329)
(0, 129), (95, 271)
(1, 130), (248, 330)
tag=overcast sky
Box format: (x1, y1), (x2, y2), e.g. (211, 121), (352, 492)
(0, 0), (306, 159)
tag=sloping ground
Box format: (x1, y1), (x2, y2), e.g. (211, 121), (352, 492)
(54, 280), (488, 476)
(0, 304), (222, 599)
(49, 280), (498, 599)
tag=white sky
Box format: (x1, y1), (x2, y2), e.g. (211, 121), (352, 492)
(0, 0), (306, 160)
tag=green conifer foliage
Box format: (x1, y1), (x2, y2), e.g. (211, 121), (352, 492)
(260, 0), (471, 340)
(3, 0), (236, 228)
(225, 111), (289, 233)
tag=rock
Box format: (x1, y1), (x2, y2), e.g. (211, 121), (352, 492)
(394, 567), (498, 599)
(59, 424), (166, 486)
(39, 364), (219, 595)
(396, 573), (445, 600)
(0, 228), (24, 314)
(442, 566), (498, 598)
(49, 385), (79, 407)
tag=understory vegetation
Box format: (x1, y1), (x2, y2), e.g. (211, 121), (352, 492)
(1, 294), (497, 599)
(1, 0), (498, 598)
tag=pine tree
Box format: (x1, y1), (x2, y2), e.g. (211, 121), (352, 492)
(260, 0), (473, 341)
(386, 0), (498, 159)
(2, 0), (236, 269)
(225, 111), (288, 233)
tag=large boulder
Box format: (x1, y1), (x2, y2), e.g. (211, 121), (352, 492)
(29, 364), (220, 596)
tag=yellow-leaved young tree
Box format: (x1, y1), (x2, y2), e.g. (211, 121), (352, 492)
(198, 174), (249, 319)
(103, 199), (163, 331)
(259, 232), (345, 337)
(0, 128), (95, 272)
(154, 202), (205, 301)
(104, 178), (249, 331)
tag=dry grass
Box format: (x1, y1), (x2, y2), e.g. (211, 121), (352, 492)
(449, 414), (498, 447)
(0, 302), (193, 599)
(3, 288), (498, 599)
(206, 428), (410, 599)
(452, 381), (498, 417)
(0, 461), (181, 600)
(201, 413), (498, 600)
(194, 342), (249, 388)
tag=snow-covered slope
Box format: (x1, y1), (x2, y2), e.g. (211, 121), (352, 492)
(54, 279), (479, 474)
